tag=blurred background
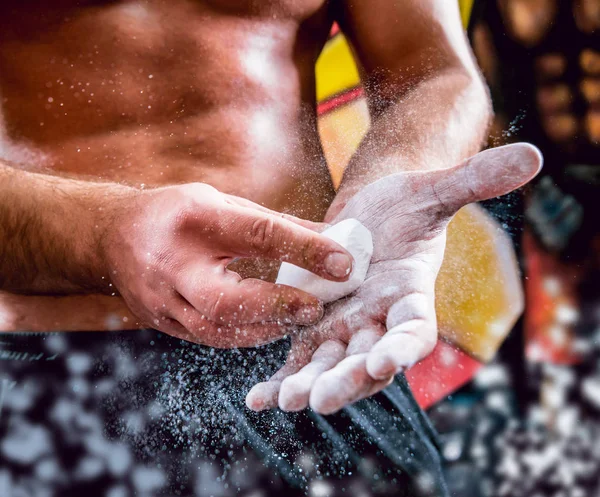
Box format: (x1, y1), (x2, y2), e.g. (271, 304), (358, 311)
(431, 1), (600, 496)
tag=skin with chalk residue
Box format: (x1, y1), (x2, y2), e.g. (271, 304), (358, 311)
(247, 144), (543, 414)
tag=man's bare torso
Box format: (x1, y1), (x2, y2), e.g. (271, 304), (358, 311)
(0, 0), (338, 330)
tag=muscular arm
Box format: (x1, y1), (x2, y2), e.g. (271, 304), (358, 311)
(0, 162), (355, 346)
(0, 162), (127, 294)
(329, 0), (492, 216)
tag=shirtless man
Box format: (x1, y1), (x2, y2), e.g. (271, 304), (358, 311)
(0, 0), (544, 410)
(0, 1), (541, 493)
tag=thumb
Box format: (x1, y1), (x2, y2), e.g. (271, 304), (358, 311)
(433, 143), (543, 214)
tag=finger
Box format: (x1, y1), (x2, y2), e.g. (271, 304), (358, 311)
(306, 326), (386, 415)
(169, 302), (296, 348)
(278, 339), (347, 412)
(224, 194), (329, 232)
(358, 375), (395, 401)
(345, 327), (385, 356)
(245, 338), (316, 411)
(178, 270), (324, 326)
(216, 206), (353, 281)
(434, 143), (543, 214)
(365, 282), (437, 380)
(366, 319), (437, 380)
(159, 318), (194, 341)
(309, 354), (392, 415)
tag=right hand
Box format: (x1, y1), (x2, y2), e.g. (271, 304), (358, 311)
(102, 183), (353, 348)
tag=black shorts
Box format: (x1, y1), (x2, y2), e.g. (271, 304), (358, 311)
(0, 330), (447, 497)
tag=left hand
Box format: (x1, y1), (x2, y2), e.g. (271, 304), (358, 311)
(246, 143), (542, 414)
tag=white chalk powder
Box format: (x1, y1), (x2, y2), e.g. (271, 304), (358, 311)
(276, 219), (373, 303)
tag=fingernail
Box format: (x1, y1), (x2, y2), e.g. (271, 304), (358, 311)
(324, 252), (353, 278)
(294, 304), (323, 324)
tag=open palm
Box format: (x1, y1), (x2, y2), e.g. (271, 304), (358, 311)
(247, 144), (542, 414)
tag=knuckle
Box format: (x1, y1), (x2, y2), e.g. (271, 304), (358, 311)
(206, 291), (228, 323)
(247, 217), (277, 254)
(316, 338), (346, 358)
(171, 202), (195, 231)
(171, 184), (220, 231)
(180, 182), (218, 199)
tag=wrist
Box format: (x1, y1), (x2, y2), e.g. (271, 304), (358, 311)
(93, 184), (140, 294)
(0, 163), (140, 294)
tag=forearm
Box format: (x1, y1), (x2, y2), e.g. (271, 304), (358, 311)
(0, 162), (134, 294)
(330, 66), (492, 216)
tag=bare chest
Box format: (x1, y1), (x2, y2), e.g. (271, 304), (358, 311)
(0, 0), (329, 32)
(0, 0), (332, 146)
